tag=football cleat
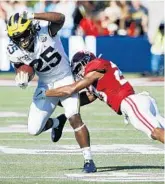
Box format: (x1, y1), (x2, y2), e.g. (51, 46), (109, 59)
(51, 114), (67, 142)
(83, 160), (97, 173)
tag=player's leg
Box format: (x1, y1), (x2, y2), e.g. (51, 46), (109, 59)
(148, 95), (165, 129)
(121, 93), (164, 143)
(147, 95), (164, 142)
(28, 87), (60, 136)
(51, 113), (67, 142)
(51, 74), (96, 172)
(61, 93), (97, 173)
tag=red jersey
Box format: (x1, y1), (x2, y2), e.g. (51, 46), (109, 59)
(84, 59), (135, 114)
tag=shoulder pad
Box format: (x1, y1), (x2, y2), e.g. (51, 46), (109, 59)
(7, 42), (18, 55)
(85, 59), (109, 75)
(7, 43), (21, 64)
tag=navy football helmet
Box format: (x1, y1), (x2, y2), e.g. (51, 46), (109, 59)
(71, 51), (96, 79)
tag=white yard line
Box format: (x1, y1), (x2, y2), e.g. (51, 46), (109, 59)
(0, 138), (149, 141)
(66, 172), (164, 182)
(0, 80), (37, 87)
(0, 78), (164, 86)
(0, 172), (163, 183)
(0, 112), (27, 117)
(0, 111), (116, 118)
(0, 176), (67, 179)
(0, 144), (164, 155)
(0, 123), (135, 133)
(0, 126), (137, 133)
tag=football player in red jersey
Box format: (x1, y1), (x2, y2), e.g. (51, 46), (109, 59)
(38, 51), (164, 144)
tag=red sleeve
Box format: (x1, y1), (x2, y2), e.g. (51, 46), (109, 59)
(84, 59), (110, 75)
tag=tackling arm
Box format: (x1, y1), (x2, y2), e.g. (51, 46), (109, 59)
(79, 91), (97, 106)
(45, 71), (102, 97)
(57, 91), (97, 107)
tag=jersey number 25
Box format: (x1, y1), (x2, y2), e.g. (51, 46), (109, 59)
(31, 46), (61, 72)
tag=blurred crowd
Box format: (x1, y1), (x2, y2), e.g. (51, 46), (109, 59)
(0, 0), (149, 37)
(0, 0), (164, 76)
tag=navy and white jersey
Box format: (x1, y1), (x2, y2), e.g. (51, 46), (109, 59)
(7, 21), (72, 83)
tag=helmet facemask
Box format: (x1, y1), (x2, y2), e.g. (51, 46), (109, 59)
(71, 54), (91, 80)
(7, 13), (38, 51)
(72, 62), (85, 80)
(12, 24), (35, 50)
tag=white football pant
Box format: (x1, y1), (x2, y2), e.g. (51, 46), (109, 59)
(120, 91), (164, 139)
(28, 75), (79, 135)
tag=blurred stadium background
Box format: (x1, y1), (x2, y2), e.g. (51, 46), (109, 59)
(0, 1), (164, 184)
(0, 0), (164, 75)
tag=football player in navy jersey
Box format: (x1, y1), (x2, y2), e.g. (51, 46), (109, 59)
(6, 12), (96, 173)
(42, 51), (164, 144)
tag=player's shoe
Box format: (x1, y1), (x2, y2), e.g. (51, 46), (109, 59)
(83, 160), (97, 173)
(51, 114), (67, 142)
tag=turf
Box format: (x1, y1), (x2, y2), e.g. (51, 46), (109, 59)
(0, 85), (164, 184)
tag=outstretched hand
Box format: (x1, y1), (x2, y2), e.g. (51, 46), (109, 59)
(20, 11), (34, 20)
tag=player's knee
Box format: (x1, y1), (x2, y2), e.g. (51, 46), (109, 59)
(28, 124), (41, 136)
(28, 129), (40, 136)
(69, 114), (83, 129)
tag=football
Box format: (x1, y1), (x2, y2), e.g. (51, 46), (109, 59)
(16, 64), (35, 82)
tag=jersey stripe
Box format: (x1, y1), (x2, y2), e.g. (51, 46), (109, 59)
(127, 97), (155, 130)
(125, 97), (154, 132)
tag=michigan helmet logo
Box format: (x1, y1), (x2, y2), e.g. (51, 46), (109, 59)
(7, 13), (32, 38)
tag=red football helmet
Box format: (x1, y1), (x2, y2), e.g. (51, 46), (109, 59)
(71, 51), (96, 79)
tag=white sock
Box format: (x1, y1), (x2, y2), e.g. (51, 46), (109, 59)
(82, 147), (92, 161)
(52, 118), (59, 128)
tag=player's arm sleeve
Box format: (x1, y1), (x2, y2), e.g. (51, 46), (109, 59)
(79, 91), (97, 106)
(8, 54), (23, 71)
(14, 63), (24, 69)
(57, 91), (97, 107)
(46, 71), (101, 97)
(48, 19), (65, 37)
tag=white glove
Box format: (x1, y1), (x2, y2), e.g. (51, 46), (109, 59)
(34, 88), (46, 100)
(15, 71), (29, 89)
(20, 11), (34, 20)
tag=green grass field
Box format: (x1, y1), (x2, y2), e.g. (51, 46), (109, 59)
(0, 84), (164, 184)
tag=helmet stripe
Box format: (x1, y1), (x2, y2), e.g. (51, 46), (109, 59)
(18, 17), (22, 25)
(7, 13), (33, 39)
(11, 15), (14, 26)
(13, 13), (19, 24)
(8, 16), (12, 26)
